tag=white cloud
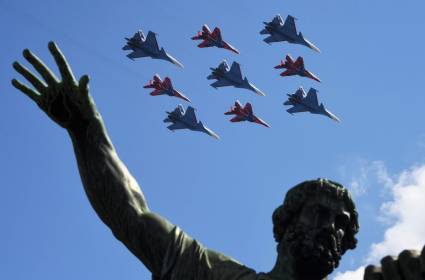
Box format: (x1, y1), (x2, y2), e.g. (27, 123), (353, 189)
(333, 163), (425, 280)
(333, 266), (365, 280)
(342, 160), (393, 197)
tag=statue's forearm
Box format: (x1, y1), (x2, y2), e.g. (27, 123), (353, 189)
(68, 115), (149, 239)
(67, 114), (179, 273)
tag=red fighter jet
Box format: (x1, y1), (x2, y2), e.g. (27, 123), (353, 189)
(225, 100), (270, 127)
(191, 24), (240, 54)
(274, 54), (321, 82)
(143, 74), (191, 102)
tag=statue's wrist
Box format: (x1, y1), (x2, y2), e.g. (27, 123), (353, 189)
(68, 114), (106, 145)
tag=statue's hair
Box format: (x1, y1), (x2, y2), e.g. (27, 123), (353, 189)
(272, 179), (359, 252)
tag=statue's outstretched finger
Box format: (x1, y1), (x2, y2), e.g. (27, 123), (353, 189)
(48, 41), (76, 84)
(78, 75), (90, 96)
(13, 62), (46, 94)
(12, 79), (41, 103)
(23, 49), (58, 86)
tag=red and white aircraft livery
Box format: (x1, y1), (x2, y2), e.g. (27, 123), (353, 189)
(143, 74), (191, 102)
(192, 24), (240, 54)
(274, 54), (321, 83)
(224, 100), (270, 127)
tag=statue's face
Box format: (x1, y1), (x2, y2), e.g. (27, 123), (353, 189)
(282, 194), (351, 279)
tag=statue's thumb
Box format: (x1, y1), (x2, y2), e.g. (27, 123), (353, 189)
(79, 75), (90, 95)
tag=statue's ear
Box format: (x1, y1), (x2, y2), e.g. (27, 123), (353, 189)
(272, 205), (287, 243)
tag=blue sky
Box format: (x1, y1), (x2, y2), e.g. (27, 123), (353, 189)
(2, 0), (425, 279)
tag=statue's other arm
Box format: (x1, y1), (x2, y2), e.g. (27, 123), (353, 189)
(364, 246), (425, 280)
(11, 42), (178, 275)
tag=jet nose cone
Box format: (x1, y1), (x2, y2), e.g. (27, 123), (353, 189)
(325, 110), (341, 123)
(253, 117), (271, 128)
(230, 48), (240, 54)
(203, 126), (220, 140)
(307, 42), (321, 53)
(222, 42), (240, 54)
(331, 115), (341, 123)
(305, 71), (321, 83)
(174, 90), (191, 103)
(165, 54), (184, 68)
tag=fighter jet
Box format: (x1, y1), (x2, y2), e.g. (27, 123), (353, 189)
(207, 60), (266, 96)
(275, 55), (321, 82)
(260, 14), (320, 53)
(144, 74), (191, 102)
(164, 105), (220, 139)
(122, 30), (183, 68)
(191, 24), (240, 54)
(283, 87), (340, 122)
(225, 100), (270, 127)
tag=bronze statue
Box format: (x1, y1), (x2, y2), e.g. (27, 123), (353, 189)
(10, 42), (424, 280)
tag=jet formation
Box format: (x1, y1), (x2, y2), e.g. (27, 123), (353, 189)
(284, 87), (340, 122)
(260, 14), (320, 53)
(208, 60), (266, 96)
(275, 55), (320, 83)
(192, 25), (239, 54)
(144, 74), (191, 102)
(225, 101), (270, 127)
(122, 12), (340, 139)
(122, 30), (184, 68)
(164, 105), (220, 139)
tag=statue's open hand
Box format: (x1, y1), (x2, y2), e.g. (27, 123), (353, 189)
(364, 246), (425, 280)
(12, 42), (97, 132)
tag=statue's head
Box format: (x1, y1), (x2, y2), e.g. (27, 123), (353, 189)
(272, 179), (359, 279)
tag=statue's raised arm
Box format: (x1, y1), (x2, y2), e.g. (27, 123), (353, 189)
(12, 42), (246, 280)
(12, 42), (362, 280)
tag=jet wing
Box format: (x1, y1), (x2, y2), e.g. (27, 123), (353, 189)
(230, 116), (245, 122)
(294, 57), (304, 68)
(228, 62), (243, 80)
(243, 102), (253, 115)
(150, 89), (164, 96)
(280, 69), (297, 77)
(167, 123), (187, 130)
(305, 88), (319, 106)
(198, 40), (214, 48)
(183, 106), (198, 124)
(287, 105), (308, 114)
(145, 31), (160, 51)
(163, 77), (173, 90)
(211, 79), (233, 88)
(211, 27), (222, 41)
(263, 35), (280, 44)
(283, 15), (297, 34)
(126, 50), (149, 59)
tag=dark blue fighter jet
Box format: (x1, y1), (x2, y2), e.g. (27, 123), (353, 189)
(207, 60), (266, 96)
(284, 87), (340, 122)
(122, 30), (184, 68)
(260, 14), (320, 53)
(164, 105), (220, 139)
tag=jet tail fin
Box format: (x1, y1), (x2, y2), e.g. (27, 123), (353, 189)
(145, 31), (159, 51)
